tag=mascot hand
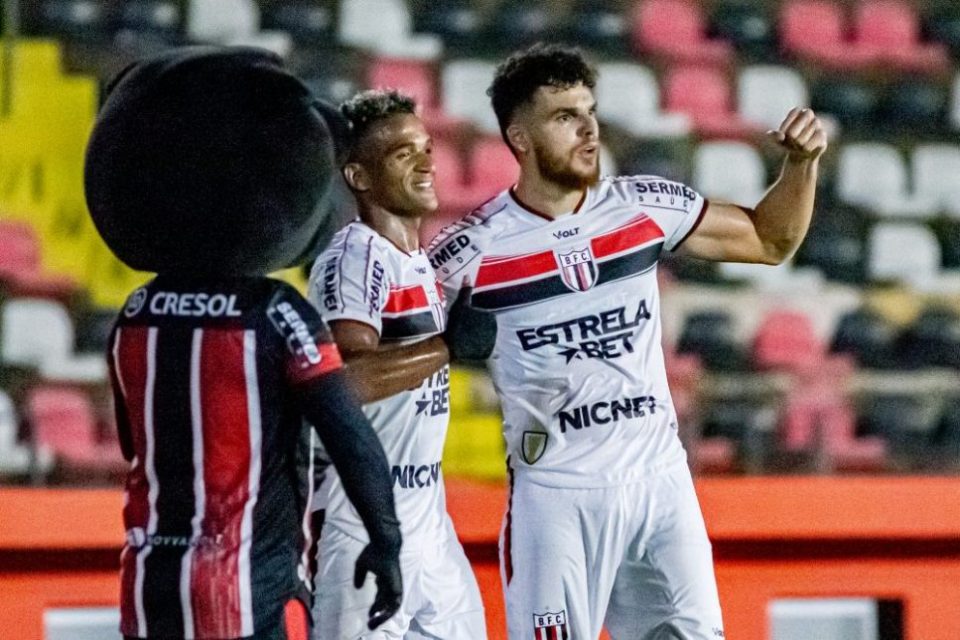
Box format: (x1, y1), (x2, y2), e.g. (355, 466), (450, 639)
(353, 541), (403, 630)
(443, 289), (497, 363)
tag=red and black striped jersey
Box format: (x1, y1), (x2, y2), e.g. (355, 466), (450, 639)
(108, 275), (343, 639)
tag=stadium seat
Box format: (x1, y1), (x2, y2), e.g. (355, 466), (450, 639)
(468, 136), (518, 197)
(852, 0), (949, 74)
(830, 307), (899, 369)
(692, 141), (766, 207)
(737, 65), (809, 131)
(339, 0), (441, 58)
(780, 361), (888, 472)
(913, 144), (960, 218)
(867, 222), (941, 288)
(631, 0), (734, 66)
(677, 310), (746, 371)
(411, 0), (484, 51)
(836, 143), (938, 218)
(933, 396), (960, 468)
(260, 1), (335, 43)
(877, 80), (947, 133)
(700, 396), (778, 472)
(595, 62), (691, 139)
(441, 59), (500, 134)
(780, 0), (874, 71)
(117, 1), (182, 39)
(431, 137), (475, 215)
(896, 307), (960, 370)
(752, 310), (823, 372)
(931, 218), (960, 269)
(568, 0), (629, 55)
(857, 392), (942, 469)
(0, 389), (32, 477)
(36, 0), (110, 40)
(186, 0), (258, 43)
(663, 66), (762, 139)
(26, 385), (126, 478)
(811, 77), (880, 130)
(0, 220), (77, 300)
(486, 3), (566, 49)
(709, 2), (776, 59)
(925, 4), (960, 58)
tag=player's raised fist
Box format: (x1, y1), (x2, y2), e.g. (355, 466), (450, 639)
(767, 107), (828, 161)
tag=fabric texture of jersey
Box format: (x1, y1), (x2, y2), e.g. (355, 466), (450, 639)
(428, 176), (707, 489)
(109, 276), (343, 639)
(308, 220), (450, 545)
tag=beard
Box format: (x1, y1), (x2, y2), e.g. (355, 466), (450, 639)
(533, 140), (601, 190)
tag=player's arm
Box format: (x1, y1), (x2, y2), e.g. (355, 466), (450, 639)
(107, 324), (135, 461)
(677, 108), (828, 265)
(331, 319), (449, 404)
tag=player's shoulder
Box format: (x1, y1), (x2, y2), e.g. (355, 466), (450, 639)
(322, 220), (381, 256)
(427, 192), (511, 253)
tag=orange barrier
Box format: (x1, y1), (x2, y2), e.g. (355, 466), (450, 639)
(2, 477), (959, 639)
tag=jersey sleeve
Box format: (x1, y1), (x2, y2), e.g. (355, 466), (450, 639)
(629, 176), (708, 252)
(267, 284), (345, 386)
(427, 219), (487, 310)
(308, 227), (390, 334)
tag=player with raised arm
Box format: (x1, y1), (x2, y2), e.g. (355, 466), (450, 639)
(307, 89), (487, 640)
(430, 43), (828, 640)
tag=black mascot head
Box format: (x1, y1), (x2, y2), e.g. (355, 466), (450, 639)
(85, 46), (344, 276)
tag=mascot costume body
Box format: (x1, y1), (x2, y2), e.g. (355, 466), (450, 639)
(84, 48), (402, 640)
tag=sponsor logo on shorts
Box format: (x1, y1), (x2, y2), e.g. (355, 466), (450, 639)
(533, 610), (569, 640)
(521, 431), (548, 465)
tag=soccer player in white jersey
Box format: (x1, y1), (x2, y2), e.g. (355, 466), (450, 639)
(307, 90), (487, 640)
(428, 44), (828, 640)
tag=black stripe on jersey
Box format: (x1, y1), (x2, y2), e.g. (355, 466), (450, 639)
(143, 325), (195, 637)
(381, 311), (440, 340)
(472, 241), (663, 311)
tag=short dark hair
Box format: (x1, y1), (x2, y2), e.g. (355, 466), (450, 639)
(339, 89), (417, 159)
(487, 43), (597, 143)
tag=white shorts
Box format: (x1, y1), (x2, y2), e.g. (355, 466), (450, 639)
(313, 517), (487, 640)
(501, 463), (724, 640)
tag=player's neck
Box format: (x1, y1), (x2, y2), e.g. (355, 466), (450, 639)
(360, 204), (422, 254)
(513, 174), (585, 220)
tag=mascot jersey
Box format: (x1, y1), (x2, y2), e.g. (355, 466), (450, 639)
(109, 275), (343, 639)
(308, 221), (450, 546)
(428, 176), (707, 488)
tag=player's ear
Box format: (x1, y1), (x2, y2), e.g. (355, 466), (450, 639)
(506, 123), (528, 155)
(343, 162), (370, 192)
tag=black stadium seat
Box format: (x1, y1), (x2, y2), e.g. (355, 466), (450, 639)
(677, 310), (747, 372)
(261, 1), (336, 44)
(896, 307), (960, 370)
(709, 2), (776, 60)
(831, 308), (899, 370)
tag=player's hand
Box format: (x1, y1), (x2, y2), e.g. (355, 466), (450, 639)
(767, 107), (828, 162)
(443, 289), (497, 363)
(353, 541), (403, 630)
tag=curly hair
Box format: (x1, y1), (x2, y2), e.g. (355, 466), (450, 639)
(339, 89), (417, 159)
(487, 43), (597, 145)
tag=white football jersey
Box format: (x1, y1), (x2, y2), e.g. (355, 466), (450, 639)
(429, 176), (707, 488)
(308, 221), (450, 545)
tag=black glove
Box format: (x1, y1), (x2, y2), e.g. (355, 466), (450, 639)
(444, 288), (498, 363)
(354, 540), (403, 630)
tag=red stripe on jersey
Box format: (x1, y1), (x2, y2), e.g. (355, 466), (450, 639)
(115, 326), (149, 634)
(287, 341), (343, 386)
(383, 284), (429, 313)
(548, 626), (558, 640)
(591, 214), (665, 260)
(475, 250), (557, 288)
(191, 329), (249, 639)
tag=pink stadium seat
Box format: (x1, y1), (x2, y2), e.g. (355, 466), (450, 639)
(367, 57), (467, 135)
(27, 386), (126, 476)
(780, 0), (874, 71)
(469, 137), (518, 197)
(853, 1), (950, 74)
(663, 67), (761, 139)
(0, 220), (76, 300)
(781, 362), (888, 471)
(631, 0), (733, 65)
(432, 138), (477, 215)
(752, 310), (822, 371)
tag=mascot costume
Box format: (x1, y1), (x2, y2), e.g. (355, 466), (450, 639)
(84, 47), (402, 640)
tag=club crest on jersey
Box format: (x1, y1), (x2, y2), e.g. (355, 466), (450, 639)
(521, 431), (548, 465)
(555, 247), (597, 292)
(533, 610), (569, 640)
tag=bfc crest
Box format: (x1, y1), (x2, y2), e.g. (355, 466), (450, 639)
(533, 610), (569, 639)
(555, 247), (597, 292)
